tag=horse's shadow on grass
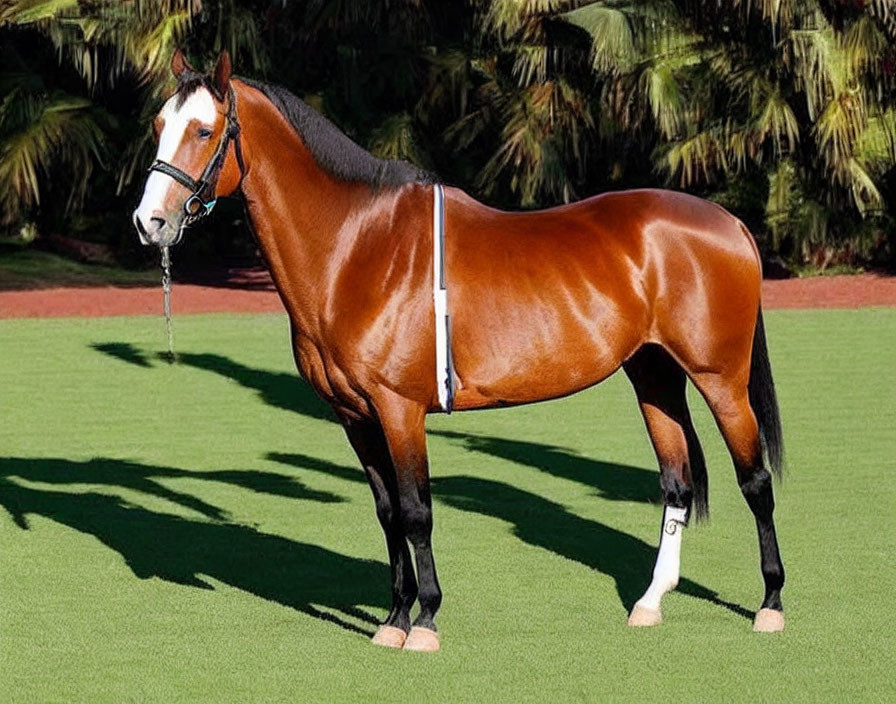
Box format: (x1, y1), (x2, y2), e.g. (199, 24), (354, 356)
(269, 450), (754, 622)
(92, 343), (336, 424)
(431, 430), (660, 504)
(433, 475), (752, 619)
(0, 456), (344, 522)
(0, 457), (385, 636)
(89, 343), (752, 622)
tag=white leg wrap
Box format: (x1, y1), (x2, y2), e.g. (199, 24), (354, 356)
(634, 506), (688, 612)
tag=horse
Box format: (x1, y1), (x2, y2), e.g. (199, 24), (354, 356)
(132, 50), (786, 651)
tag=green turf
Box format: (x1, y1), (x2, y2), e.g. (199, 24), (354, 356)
(1, 310), (894, 702)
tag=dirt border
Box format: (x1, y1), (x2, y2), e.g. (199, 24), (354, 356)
(1, 270), (895, 319)
(760, 273), (896, 310)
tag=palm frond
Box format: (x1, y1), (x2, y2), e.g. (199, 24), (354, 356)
(483, 0), (569, 42)
(561, 3), (636, 74)
(0, 0), (78, 25)
(814, 90), (866, 176)
(856, 109), (896, 168)
(846, 157), (883, 214)
(753, 87), (800, 156)
(368, 113), (430, 168)
(788, 25), (842, 121)
(642, 60), (685, 139)
(0, 92), (102, 224)
(842, 14), (888, 76)
(663, 129), (727, 187)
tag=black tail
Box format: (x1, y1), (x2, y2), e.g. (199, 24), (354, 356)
(685, 420), (709, 522)
(748, 307), (784, 477)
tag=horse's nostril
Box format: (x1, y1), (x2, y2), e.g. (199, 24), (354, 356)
(133, 212), (147, 237)
(150, 216), (166, 232)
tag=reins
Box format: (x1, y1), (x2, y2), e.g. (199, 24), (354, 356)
(148, 83), (245, 229)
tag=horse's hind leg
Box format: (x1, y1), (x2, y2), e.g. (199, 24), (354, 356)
(343, 418), (418, 648)
(623, 344), (707, 627)
(691, 372), (785, 632)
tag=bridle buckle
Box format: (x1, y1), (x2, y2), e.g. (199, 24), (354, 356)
(184, 194), (216, 219)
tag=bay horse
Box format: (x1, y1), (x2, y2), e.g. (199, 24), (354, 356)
(133, 51), (786, 651)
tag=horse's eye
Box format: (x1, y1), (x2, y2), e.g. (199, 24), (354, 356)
(197, 127), (213, 139)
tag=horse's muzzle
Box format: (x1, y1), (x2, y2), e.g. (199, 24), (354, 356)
(133, 210), (181, 247)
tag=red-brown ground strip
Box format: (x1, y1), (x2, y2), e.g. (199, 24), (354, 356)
(1, 269), (895, 319)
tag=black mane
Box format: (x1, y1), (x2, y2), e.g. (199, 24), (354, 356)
(174, 72), (431, 189)
(240, 77), (432, 190)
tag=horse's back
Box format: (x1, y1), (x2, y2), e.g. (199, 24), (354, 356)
(448, 187), (759, 270)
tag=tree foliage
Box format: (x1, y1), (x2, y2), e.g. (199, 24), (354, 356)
(1, 0), (894, 268)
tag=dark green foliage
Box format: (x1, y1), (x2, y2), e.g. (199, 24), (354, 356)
(1, 0), (894, 269)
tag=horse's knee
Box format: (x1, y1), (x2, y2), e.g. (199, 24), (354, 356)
(363, 466), (398, 528)
(738, 466), (771, 492)
(400, 502), (433, 545)
(738, 467), (774, 516)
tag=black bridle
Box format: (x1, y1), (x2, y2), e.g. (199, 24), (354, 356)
(148, 84), (245, 227)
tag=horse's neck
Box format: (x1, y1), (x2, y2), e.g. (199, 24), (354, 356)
(237, 99), (367, 331)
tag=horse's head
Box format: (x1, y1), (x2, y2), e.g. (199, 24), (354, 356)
(132, 50), (244, 246)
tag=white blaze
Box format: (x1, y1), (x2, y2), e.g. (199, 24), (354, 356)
(134, 88), (218, 233)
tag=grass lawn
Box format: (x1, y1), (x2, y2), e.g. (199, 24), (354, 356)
(1, 309), (894, 702)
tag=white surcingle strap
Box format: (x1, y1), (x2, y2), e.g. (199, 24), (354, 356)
(433, 183), (455, 413)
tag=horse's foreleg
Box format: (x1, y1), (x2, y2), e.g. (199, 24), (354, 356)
(624, 346), (705, 626)
(375, 393), (443, 652)
(343, 418), (418, 648)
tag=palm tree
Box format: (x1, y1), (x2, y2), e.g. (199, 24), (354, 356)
(0, 0), (448, 239)
(2, 0), (893, 268)
(561, 0), (896, 264)
(0, 54), (103, 230)
(441, 0), (596, 207)
(0, 1), (201, 236)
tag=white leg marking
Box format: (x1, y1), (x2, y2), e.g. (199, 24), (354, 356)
(635, 505), (687, 612)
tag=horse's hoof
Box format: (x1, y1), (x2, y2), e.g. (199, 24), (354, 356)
(627, 604), (662, 627)
(404, 626), (440, 652)
(371, 625), (407, 648)
(753, 608), (785, 633)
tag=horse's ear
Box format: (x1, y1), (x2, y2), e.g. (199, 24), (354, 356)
(171, 49), (194, 78)
(213, 51), (232, 98)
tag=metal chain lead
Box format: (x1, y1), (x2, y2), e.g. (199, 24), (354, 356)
(160, 245), (176, 363)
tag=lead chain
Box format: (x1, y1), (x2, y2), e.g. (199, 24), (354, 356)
(160, 245), (176, 363)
